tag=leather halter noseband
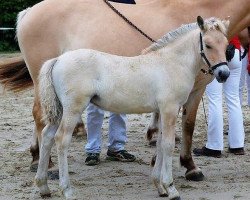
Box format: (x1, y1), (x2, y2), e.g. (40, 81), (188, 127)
(199, 33), (228, 75)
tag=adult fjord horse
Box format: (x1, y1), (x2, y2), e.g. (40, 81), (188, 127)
(37, 17), (229, 199)
(0, 0), (250, 181)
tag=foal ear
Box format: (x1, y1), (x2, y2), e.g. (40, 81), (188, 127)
(197, 16), (206, 31)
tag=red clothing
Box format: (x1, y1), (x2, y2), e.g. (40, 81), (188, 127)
(229, 36), (241, 50)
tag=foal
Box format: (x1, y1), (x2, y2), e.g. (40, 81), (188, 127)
(36, 16), (229, 199)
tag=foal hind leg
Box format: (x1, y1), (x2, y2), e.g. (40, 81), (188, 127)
(31, 93), (54, 172)
(35, 124), (58, 197)
(180, 87), (206, 181)
(55, 111), (84, 199)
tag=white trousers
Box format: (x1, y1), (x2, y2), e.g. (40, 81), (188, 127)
(239, 49), (250, 105)
(85, 103), (127, 153)
(205, 49), (245, 150)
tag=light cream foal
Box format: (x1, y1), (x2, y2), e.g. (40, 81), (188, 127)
(0, 0), (249, 181)
(37, 17), (229, 199)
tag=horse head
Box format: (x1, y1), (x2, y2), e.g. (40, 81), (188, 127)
(197, 16), (230, 83)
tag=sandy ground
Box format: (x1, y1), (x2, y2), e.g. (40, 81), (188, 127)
(0, 53), (250, 200)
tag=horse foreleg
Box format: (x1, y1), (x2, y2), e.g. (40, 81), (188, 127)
(180, 86), (206, 181)
(35, 124), (57, 197)
(152, 107), (180, 200)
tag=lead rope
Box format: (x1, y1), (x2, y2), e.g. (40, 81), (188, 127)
(103, 0), (156, 43)
(104, 0), (208, 126)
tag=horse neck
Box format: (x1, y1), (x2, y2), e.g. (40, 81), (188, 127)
(197, 0), (250, 38)
(158, 30), (202, 75)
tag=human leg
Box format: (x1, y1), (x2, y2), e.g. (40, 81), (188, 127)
(239, 48), (247, 105)
(224, 50), (245, 151)
(84, 103), (104, 165)
(205, 79), (224, 150)
(107, 113), (135, 162)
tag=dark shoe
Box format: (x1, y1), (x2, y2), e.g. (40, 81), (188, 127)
(228, 147), (245, 155)
(85, 153), (100, 166)
(107, 149), (136, 162)
(193, 146), (222, 158)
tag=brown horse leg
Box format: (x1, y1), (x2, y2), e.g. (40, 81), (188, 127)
(180, 86), (206, 181)
(72, 116), (87, 137)
(30, 94), (55, 169)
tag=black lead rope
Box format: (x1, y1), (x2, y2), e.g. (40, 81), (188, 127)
(103, 0), (156, 43)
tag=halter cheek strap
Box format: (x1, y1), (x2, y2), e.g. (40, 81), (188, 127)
(199, 33), (228, 75)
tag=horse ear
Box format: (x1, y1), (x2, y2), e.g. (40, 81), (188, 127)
(197, 16), (206, 31)
(222, 16), (230, 30)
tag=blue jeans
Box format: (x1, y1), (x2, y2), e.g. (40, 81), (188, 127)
(85, 103), (127, 153)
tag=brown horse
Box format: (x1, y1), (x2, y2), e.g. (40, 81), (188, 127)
(0, 0), (250, 181)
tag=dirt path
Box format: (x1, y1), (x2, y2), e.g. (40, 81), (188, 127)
(0, 54), (249, 200)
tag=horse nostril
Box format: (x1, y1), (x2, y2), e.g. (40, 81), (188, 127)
(218, 70), (230, 82)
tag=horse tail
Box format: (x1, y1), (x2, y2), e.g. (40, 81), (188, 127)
(0, 56), (33, 92)
(39, 58), (62, 125)
(0, 8), (33, 92)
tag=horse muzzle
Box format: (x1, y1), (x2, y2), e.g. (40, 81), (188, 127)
(213, 63), (230, 83)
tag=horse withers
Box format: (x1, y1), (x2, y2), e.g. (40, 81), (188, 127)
(36, 16), (229, 199)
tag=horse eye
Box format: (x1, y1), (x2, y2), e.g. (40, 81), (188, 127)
(205, 44), (212, 49)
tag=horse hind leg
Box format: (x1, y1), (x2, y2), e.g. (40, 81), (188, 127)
(72, 116), (86, 137)
(35, 124), (58, 197)
(146, 112), (159, 146)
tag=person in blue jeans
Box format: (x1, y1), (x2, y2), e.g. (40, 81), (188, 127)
(85, 103), (136, 165)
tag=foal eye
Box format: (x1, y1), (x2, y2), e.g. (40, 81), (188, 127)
(205, 44), (212, 49)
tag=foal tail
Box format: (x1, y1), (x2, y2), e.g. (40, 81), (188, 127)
(39, 58), (62, 125)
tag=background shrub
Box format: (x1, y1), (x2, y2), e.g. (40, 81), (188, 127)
(0, 0), (42, 52)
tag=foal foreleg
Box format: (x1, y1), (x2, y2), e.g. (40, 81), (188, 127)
(180, 86), (206, 181)
(35, 124), (57, 197)
(153, 107), (180, 200)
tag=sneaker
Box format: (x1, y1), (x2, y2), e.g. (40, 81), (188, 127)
(106, 149), (136, 162)
(228, 147), (245, 155)
(85, 153), (100, 166)
(193, 146), (222, 158)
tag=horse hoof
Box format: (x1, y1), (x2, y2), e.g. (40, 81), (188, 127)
(159, 193), (168, 197)
(30, 162), (38, 172)
(150, 154), (156, 167)
(48, 170), (59, 180)
(149, 139), (157, 147)
(41, 193), (51, 198)
(185, 170), (204, 181)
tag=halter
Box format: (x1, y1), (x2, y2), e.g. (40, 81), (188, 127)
(199, 32), (228, 75)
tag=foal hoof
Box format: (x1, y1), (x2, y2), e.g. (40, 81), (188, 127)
(48, 169), (59, 180)
(159, 193), (168, 197)
(185, 169), (204, 181)
(170, 197), (181, 200)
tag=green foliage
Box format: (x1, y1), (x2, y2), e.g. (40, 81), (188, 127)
(0, 0), (42, 51)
